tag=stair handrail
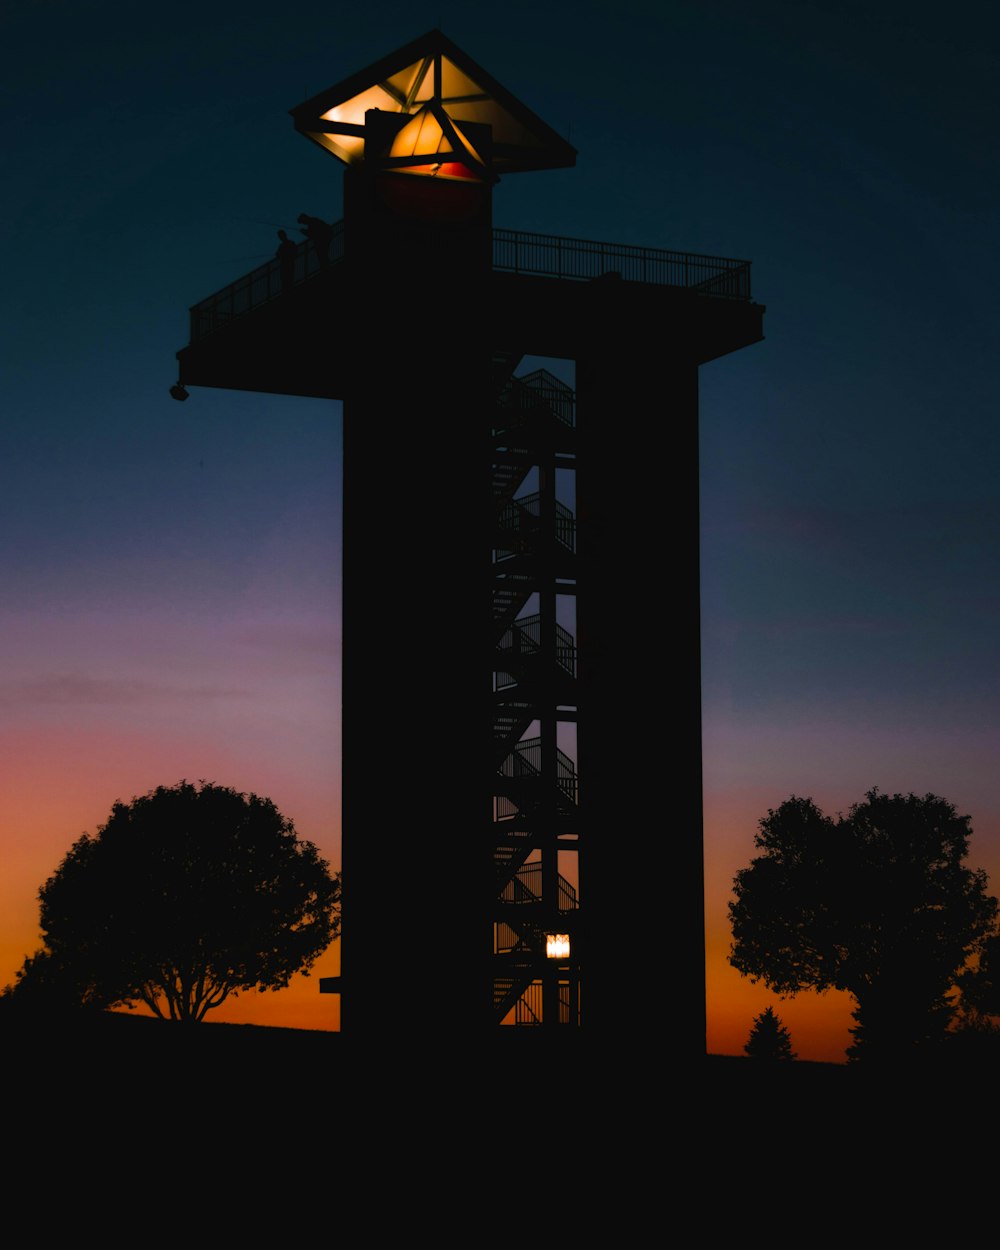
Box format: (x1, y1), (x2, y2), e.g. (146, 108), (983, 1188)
(496, 615), (577, 680)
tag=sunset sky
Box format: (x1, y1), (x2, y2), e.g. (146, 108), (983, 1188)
(3, 2), (997, 1056)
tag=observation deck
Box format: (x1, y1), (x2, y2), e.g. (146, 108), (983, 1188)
(177, 224), (764, 399)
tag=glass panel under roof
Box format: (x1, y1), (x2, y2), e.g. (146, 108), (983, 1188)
(321, 82), (398, 127)
(444, 115), (484, 164)
(413, 60), (436, 102)
(307, 131), (365, 163)
(390, 108), (451, 159)
(384, 59), (425, 107)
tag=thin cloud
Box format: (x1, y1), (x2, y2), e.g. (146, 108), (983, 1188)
(0, 674), (246, 709)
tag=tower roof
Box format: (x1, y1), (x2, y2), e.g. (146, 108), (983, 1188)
(290, 29), (577, 176)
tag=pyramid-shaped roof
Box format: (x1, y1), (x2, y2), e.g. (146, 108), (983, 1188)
(290, 29), (577, 176)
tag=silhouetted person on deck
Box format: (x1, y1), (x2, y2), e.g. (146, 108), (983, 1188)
(276, 229), (297, 290)
(298, 213), (333, 269)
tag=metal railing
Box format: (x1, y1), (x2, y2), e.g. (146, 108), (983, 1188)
(559, 981), (572, 1025)
(495, 494), (576, 559)
(499, 738), (578, 806)
(187, 221), (751, 342)
(495, 920), (530, 953)
(515, 983), (542, 1024)
(493, 703), (534, 742)
(495, 795), (520, 821)
(495, 368), (576, 430)
(502, 861), (579, 911)
(496, 615), (576, 680)
(492, 457), (530, 502)
(491, 577), (533, 632)
(495, 977), (571, 1026)
(493, 228), (752, 298)
(189, 225), (345, 340)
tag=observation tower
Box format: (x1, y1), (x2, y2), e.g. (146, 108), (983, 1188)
(175, 30), (764, 1053)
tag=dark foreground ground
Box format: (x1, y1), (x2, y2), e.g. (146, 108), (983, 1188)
(7, 1011), (996, 1188)
(7, 1009), (994, 1094)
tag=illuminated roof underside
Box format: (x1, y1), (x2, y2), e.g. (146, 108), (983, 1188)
(290, 29), (577, 180)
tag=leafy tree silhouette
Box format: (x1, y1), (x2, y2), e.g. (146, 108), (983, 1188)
(729, 790), (997, 1061)
(957, 930), (1000, 1026)
(4, 781), (341, 1022)
(745, 1006), (796, 1060)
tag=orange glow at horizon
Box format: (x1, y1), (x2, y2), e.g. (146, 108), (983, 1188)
(704, 783), (855, 1062)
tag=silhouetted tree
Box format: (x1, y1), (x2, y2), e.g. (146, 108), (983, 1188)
(956, 929), (1000, 1027)
(1, 948), (110, 1016)
(6, 781), (341, 1022)
(729, 791), (997, 1061)
(745, 1006), (796, 1060)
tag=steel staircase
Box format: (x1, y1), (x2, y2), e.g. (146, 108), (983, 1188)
(491, 363), (580, 1026)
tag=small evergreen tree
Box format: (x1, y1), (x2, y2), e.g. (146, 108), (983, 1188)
(745, 1006), (796, 1060)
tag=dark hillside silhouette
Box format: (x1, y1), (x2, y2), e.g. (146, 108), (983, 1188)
(4, 781), (340, 1022)
(730, 790), (997, 1061)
